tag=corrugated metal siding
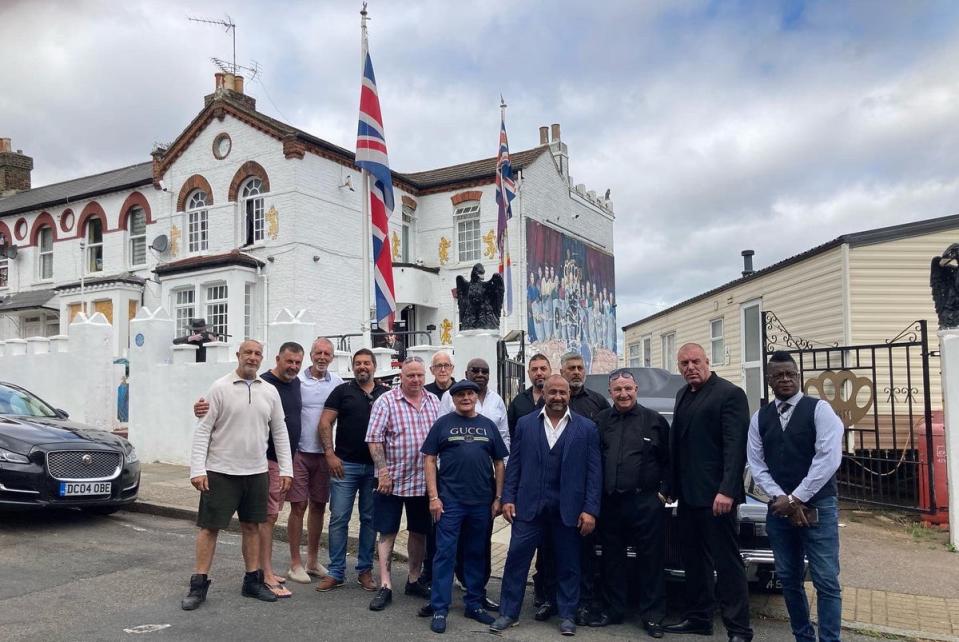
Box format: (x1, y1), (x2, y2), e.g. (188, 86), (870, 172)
(623, 247), (846, 387)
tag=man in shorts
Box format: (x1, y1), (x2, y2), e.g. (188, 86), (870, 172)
(181, 340), (293, 610)
(365, 356), (439, 611)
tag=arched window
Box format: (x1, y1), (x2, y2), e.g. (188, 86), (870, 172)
(85, 218), (104, 273)
(37, 226), (54, 280)
(127, 206), (147, 267)
(187, 190), (209, 253)
(241, 177), (265, 246)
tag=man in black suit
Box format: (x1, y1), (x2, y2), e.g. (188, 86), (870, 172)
(664, 343), (753, 642)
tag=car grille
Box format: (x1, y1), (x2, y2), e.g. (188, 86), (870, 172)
(46, 451), (121, 481)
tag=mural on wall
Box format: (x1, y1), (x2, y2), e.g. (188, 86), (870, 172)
(526, 218), (617, 373)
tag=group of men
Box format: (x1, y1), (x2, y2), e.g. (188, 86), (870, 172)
(183, 338), (843, 642)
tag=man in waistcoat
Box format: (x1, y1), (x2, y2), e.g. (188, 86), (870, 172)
(747, 351), (843, 642)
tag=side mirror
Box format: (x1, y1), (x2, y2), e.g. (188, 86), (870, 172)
(55, 408), (70, 419)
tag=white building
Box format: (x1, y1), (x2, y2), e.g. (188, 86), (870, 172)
(0, 73), (616, 366)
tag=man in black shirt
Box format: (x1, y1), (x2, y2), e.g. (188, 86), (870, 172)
(425, 351), (456, 398)
(192, 340), (304, 599)
(315, 349), (390, 592)
(591, 369), (669, 637)
(560, 351), (609, 625)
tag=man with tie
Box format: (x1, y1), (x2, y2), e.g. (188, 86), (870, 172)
(664, 343), (753, 642)
(747, 351), (843, 642)
(490, 375), (602, 637)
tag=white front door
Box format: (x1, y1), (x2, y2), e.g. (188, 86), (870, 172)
(741, 299), (763, 414)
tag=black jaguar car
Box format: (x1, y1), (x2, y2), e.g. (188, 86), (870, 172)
(0, 381), (140, 512)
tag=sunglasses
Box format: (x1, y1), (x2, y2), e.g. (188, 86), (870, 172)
(607, 368), (636, 383)
(468, 367), (490, 374)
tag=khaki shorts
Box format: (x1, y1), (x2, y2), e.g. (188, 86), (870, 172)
(196, 471), (268, 529)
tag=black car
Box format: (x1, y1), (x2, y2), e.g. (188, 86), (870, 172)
(0, 382), (140, 513)
(585, 369), (784, 592)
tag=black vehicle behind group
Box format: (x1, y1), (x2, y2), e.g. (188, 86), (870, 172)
(0, 382), (140, 512)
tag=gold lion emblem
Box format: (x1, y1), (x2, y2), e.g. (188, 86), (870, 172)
(483, 229), (496, 259)
(438, 236), (451, 265)
(391, 230), (401, 260)
(440, 318), (453, 345)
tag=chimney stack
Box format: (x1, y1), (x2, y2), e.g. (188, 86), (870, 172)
(0, 138), (33, 196)
(550, 123), (561, 142)
(539, 126), (549, 145)
(205, 72), (255, 110)
(741, 250), (755, 277)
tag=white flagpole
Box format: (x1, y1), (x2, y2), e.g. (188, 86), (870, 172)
(359, 4), (373, 349)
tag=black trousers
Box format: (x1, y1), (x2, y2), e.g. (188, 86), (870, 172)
(677, 504), (753, 639)
(599, 491), (666, 622)
(455, 510), (493, 592)
(579, 531), (601, 612)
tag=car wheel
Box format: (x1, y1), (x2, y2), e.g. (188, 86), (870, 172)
(82, 506), (119, 516)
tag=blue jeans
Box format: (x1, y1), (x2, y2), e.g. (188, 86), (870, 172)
(766, 495), (841, 642)
(429, 499), (490, 615)
(326, 461), (376, 582)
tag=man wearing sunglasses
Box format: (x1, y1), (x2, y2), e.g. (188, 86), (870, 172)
(590, 368), (670, 637)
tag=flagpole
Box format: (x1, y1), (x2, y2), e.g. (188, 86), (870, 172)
(359, 4), (373, 349)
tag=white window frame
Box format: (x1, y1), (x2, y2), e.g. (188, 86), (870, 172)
(85, 218), (104, 273)
(187, 190), (209, 253)
(37, 226), (54, 280)
(710, 317), (726, 366)
(173, 288), (196, 337)
(241, 178), (265, 246)
(0, 256), (8, 289)
(205, 283), (229, 340)
(741, 299), (763, 415)
(627, 342), (641, 367)
(454, 202), (481, 263)
(127, 207), (147, 267)
(642, 335), (652, 368)
(661, 331), (676, 373)
(401, 205), (415, 263)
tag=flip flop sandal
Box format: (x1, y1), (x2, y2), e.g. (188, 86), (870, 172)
(266, 582), (292, 598)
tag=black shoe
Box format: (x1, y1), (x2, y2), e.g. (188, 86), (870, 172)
(464, 607), (495, 625)
(728, 636), (750, 642)
(417, 575), (432, 592)
(560, 618), (577, 636)
(418, 603), (434, 617)
(588, 612), (621, 627)
(405, 579), (431, 598)
(180, 574), (211, 610)
(430, 613), (447, 634)
(663, 619), (713, 635)
(241, 570), (277, 602)
(489, 615), (516, 632)
(369, 586), (393, 611)
(482, 596), (500, 612)
(574, 606), (591, 627)
(643, 621), (664, 638)
(534, 601), (557, 622)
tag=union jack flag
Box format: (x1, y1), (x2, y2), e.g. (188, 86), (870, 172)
(356, 38), (396, 330)
(496, 106), (515, 315)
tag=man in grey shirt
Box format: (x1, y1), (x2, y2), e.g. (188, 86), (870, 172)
(181, 340), (294, 611)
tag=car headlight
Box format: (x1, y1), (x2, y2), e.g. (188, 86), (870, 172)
(0, 447), (30, 464)
(125, 446), (139, 464)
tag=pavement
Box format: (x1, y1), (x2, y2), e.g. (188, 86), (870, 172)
(130, 462), (959, 642)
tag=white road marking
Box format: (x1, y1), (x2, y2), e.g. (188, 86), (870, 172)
(123, 623), (171, 634)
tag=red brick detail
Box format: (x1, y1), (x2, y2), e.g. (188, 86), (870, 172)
(401, 195), (418, 211)
(0, 220), (12, 246)
(28, 212), (58, 246)
(59, 208), (75, 233)
(76, 202), (109, 239)
(283, 135), (306, 159)
(13, 217), (28, 241)
(451, 190), (483, 206)
(227, 161), (271, 202)
(117, 191), (154, 230)
(176, 175), (214, 212)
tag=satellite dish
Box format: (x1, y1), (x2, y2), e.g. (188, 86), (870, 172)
(149, 234), (169, 253)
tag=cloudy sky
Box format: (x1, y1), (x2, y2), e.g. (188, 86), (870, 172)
(3, 0), (959, 327)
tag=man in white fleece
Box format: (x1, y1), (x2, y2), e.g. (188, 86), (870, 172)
(181, 339), (294, 610)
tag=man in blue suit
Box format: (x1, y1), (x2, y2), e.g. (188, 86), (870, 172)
(490, 375), (602, 637)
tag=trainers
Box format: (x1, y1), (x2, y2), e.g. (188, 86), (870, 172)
(404, 579), (431, 599)
(369, 586), (393, 611)
(417, 603), (435, 617)
(560, 618), (577, 636)
(241, 570), (278, 602)
(489, 615), (517, 632)
(430, 613), (447, 634)
(465, 607), (495, 625)
(315, 576), (344, 592)
(357, 570), (376, 592)
(180, 574), (211, 611)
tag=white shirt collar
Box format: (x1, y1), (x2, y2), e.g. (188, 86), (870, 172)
(539, 406), (571, 429)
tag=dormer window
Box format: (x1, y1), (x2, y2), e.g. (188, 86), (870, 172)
(187, 190), (209, 253)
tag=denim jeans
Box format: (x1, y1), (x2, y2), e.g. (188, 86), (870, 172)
(766, 495), (841, 642)
(429, 499), (490, 615)
(326, 461), (376, 582)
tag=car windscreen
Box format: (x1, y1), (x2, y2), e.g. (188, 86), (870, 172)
(0, 384), (59, 418)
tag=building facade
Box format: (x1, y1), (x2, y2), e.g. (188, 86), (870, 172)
(0, 74), (616, 368)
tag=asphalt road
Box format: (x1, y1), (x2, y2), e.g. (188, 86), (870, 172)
(0, 510), (884, 642)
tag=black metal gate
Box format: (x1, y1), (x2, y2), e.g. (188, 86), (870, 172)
(497, 331), (526, 404)
(762, 312), (938, 513)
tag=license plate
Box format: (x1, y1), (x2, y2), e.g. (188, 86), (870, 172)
(764, 572), (782, 591)
(60, 481), (112, 496)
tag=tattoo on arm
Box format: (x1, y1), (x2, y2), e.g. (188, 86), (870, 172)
(318, 409), (337, 452)
(369, 443), (388, 475)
